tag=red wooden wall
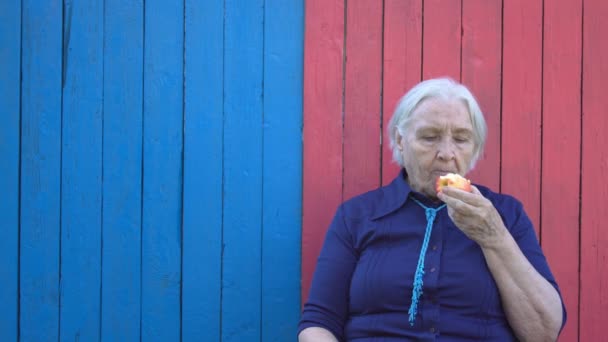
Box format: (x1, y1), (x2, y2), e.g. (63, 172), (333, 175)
(301, 1), (608, 341)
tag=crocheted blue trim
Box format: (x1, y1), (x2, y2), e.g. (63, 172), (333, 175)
(408, 197), (446, 326)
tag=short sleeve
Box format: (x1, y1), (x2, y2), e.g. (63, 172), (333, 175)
(298, 205), (359, 341)
(504, 199), (568, 333)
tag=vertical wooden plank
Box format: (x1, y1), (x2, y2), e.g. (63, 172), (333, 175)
(580, 0), (608, 340)
(541, 0), (582, 340)
(262, 0), (304, 340)
(182, 0), (223, 339)
(461, 0), (502, 191)
(222, 0), (263, 340)
(19, 0), (62, 340)
(301, 0), (344, 304)
(141, 0), (183, 340)
(101, 0), (143, 340)
(59, 0), (103, 340)
(343, 0), (382, 200)
(422, 0), (462, 80)
(382, 0), (422, 185)
(0, 0), (21, 340)
(501, 0), (543, 235)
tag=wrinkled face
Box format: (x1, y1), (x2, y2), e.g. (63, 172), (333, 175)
(396, 97), (476, 198)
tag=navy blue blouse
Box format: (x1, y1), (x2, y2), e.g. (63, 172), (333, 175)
(298, 170), (566, 341)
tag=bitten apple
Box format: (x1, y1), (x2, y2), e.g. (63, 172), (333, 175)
(436, 173), (472, 193)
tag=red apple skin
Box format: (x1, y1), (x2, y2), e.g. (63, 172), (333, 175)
(436, 173), (472, 193)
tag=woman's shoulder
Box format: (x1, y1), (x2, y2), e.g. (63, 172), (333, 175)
(339, 183), (399, 221)
(475, 183), (527, 218)
(473, 184), (521, 206)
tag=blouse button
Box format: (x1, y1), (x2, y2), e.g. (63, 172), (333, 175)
(430, 327), (436, 333)
(432, 245), (438, 251)
(430, 267), (436, 273)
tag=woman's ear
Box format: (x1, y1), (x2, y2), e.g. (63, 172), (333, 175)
(395, 132), (404, 151)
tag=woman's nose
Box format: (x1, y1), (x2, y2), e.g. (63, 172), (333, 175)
(436, 139), (455, 160)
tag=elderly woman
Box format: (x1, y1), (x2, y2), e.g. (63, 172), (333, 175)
(298, 78), (566, 341)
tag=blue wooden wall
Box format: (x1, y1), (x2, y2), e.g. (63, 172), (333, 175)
(0, 0), (304, 341)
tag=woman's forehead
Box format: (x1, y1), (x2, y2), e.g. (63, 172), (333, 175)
(412, 97), (468, 115)
(409, 99), (473, 130)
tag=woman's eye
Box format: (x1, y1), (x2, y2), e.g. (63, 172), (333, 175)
(454, 137), (469, 143)
(422, 136), (437, 141)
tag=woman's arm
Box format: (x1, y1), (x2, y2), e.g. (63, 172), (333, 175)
(481, 231), (562, 341)
(298, 327), (340, 342)
(298, 205), (358, 341)
(438, 186), (563, 341)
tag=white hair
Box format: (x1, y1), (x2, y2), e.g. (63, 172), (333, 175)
(387, 77), (487, 170)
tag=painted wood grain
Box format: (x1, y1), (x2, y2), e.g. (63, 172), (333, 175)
(182, 0), (223, 340)
(0, 0), (21, 340)
(422, 0), (461, 80)
(301, 0), (345, 305)
(19, 0), (62, 340)
(141, 0), (184, 340)
(59, 0), (104, 340)
(222, 0), (264, 340)
(101, 0), (143, 340)
(541, 0), (582, 340)
(580, 0), (608, 340)
(501, 0), (543, 236)
(7, 1), (607, 341)
(461, 0), (502, 192)
(343, 0), (382, 201)
(381, 0), (422, 185)
(262, 0), (304, 340)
